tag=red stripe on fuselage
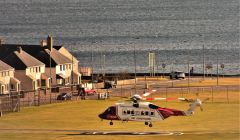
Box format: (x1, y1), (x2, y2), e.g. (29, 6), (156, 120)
(157, 107), (185, 118)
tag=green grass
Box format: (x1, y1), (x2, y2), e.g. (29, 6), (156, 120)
(0, 98), (239, 140)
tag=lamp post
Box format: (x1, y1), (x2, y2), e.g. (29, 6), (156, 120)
(133, 37), (139, 94)
(134, 44), (137, 94)
(91, 41), (95, 89)
(71, 45), (74, 96)
(212, 44), (220, 86)
(49, 49), (52, 104)
(203, 44), (205, 80)
(217, 45), (219, 86)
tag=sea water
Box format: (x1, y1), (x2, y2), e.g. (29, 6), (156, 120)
(0, 0), (239, 74)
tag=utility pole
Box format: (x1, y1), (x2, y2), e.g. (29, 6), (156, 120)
(91, 43), (94, 89)
(71, 45), (74, 95)
(203, 45), (205, 80)
(134, 45), (137, 94)
(188, 48), (190, 89)
(49, 50), (52, 104)
(217, 45), (219, 86)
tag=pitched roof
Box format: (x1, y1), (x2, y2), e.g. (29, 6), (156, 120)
(2, 49), (45, 70)
(44, 48), (72, 64)
(0, 44), (72, 67)
(0, 44), (62, 59)
(0, 60), (14, 71)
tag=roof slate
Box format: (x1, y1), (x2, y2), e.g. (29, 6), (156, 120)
(0, 60), (14, 71)
(2, 49), (44, 70)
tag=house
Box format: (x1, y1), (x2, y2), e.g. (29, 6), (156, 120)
(53, 45), (81, 84)
(0, 60), (20, 94)
(0, 36), (82, 86)
(2, 47), (46, 90)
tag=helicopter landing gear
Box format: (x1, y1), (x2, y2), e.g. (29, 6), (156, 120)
(109, 121), (113, 125)
(145, 122), (149, 125)
(149, 123), (153, 127)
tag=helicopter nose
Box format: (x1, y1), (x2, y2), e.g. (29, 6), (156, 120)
(98, 113), (105, 119)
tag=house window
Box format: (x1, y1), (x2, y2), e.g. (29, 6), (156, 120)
(60, 65), (62, 71)
(11, 84), (14, 90)
(69, 64), (71, 70)
(63, 65), (65, 71)
(39, 67), (41, 72)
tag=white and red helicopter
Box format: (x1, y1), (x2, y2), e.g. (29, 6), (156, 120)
(98, 89), (207, 127)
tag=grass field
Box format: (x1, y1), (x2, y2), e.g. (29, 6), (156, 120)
(0, 97), (239, 140)
(176, 77), (240, 87)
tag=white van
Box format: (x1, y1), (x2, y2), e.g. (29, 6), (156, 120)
(169, 71), (185, 79)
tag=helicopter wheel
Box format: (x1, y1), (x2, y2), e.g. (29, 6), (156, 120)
(145, 122), (149, 125)
(110, 121), (113, 125)
(149, 123), (153, 127)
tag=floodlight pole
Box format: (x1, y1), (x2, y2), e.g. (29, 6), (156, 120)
(71, 45), (74, 95)
(217, 45), (219, 86)
(203, 45), (205, 80)
(49, 50), (52, 104)
(91, 43), (94, 89)
(134, 44), (137, 94)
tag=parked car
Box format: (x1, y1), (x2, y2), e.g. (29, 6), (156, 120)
(85, 89), (96, 96)
(104, 81), (117, 89)
(57, 93), (72, 100)
(169, 71), (185, 79)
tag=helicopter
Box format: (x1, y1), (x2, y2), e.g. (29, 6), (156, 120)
(98, 90), (208, 127)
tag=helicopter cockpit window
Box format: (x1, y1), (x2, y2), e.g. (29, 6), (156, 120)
(149, 104), (159, 109)
(104, 106), (116, 115)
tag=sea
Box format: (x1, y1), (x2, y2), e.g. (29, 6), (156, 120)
(0, 0), (239, 75)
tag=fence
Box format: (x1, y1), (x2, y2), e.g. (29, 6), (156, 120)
(0, 84), (238, 116)
(0, 92), (20, 115)
(0, 85), (86, 115)
(111, 86), (239, 104)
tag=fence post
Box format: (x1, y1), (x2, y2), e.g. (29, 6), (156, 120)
(0, 99), (2, 117)
(28, 92), (30, 106)
(38, 89), (40, 106)
(11, 92), (14, 112)
(227, 86), (229, 104)
(18, 92), (20, 112)
(165, 87), (168, 102)
(211, 87), (213, 103)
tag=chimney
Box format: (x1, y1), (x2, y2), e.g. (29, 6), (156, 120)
(17, 46), (23, 54)
(40, 40), (47, 47)
(47, 35), (53, 51)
